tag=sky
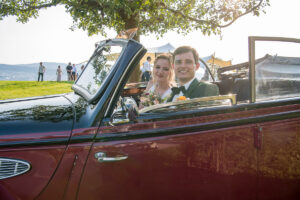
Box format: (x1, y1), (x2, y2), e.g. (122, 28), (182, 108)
(0, 0), (299, 65)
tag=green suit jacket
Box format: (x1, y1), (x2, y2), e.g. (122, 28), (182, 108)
(168, 79), (219, 102)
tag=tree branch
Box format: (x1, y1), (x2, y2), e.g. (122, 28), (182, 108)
(219, 0), (264, 28)
(158, 2), (214, 25)
(19, 0), (61, 11)
(159, 0), (265, 28)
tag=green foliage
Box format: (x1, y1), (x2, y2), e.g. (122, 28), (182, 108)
(0, 81), (73, 100)
(0, 0), (270, 38)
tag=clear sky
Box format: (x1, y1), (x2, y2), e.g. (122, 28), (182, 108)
(0, 0), (299, 65)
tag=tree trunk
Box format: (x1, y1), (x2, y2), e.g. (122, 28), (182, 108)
(124, 14), (141, 83)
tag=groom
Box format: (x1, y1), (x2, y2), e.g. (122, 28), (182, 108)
(168, 46), (219, 102)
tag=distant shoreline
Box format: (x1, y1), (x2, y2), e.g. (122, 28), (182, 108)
(0, 62), (71, 81)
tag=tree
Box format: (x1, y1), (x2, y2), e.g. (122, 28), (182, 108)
(0, 0), (270, 82)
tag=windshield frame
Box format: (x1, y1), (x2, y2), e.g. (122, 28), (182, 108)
(72, 39), (129, 103)
(248, 36), (300, 103)
(199, 57), (215, 82)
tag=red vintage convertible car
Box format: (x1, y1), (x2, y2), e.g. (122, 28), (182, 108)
(0, 36), (299, 199)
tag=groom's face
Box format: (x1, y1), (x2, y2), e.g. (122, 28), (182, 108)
(173, 51), (199, 85)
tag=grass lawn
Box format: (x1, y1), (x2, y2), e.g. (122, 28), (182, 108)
(0, 81), (73, 100)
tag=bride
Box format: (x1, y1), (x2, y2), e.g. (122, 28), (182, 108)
(140, 54), (175, 108)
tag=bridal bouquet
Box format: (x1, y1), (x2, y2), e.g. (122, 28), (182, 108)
(140, 92), (165, 107)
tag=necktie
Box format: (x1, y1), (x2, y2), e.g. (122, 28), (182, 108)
(171, 86), (186, 95)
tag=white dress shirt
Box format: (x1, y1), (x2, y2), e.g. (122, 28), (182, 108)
(172, 78), (196, 102)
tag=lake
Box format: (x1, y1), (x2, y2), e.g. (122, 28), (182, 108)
(0, 62), (71, 81)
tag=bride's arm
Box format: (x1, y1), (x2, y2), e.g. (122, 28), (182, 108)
(144, 79), (154, 92)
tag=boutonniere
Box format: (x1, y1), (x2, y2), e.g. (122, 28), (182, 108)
(176, 96), (187, 101)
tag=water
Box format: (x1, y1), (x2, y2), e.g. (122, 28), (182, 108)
(0, 62), (70, 81)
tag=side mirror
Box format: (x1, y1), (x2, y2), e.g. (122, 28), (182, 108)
(126, 101), (138, 122)
(110, 97), (138, 125)
(123, 97), (138, 122)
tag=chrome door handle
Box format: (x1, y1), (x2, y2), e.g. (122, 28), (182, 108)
(95, 152), (128, 162)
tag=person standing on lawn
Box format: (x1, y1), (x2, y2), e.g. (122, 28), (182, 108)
(37, 62), (46, 82)
(56, 65), (63, 82)
(66, 62), (73, 81)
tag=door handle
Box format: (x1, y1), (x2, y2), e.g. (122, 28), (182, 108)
(95, 152), (128, 162)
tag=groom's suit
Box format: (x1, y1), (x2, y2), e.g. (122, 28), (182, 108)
(168, 79), (219, 102)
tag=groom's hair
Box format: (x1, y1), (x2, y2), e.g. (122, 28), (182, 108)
(173, 46), (199, 64)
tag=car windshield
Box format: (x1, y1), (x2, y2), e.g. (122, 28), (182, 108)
(197, 59), (214, 82)
(75, 40), (126, 97)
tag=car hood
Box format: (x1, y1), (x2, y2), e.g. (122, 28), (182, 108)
(0, 94), (74, 147)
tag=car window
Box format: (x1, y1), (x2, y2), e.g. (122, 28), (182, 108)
(197, 59), (214, 82)
(74, 41), (126, 101)
(76, 45), (123, 95)
(254, 40), (300, 101)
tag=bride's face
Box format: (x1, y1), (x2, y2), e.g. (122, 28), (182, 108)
(153, 58), (171, 84)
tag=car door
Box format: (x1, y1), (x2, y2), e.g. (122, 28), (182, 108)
(78, 103), (261, 200)
(248, 37), (300, 199)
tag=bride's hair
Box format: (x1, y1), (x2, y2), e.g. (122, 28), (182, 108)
(153, 54), (175, 87)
